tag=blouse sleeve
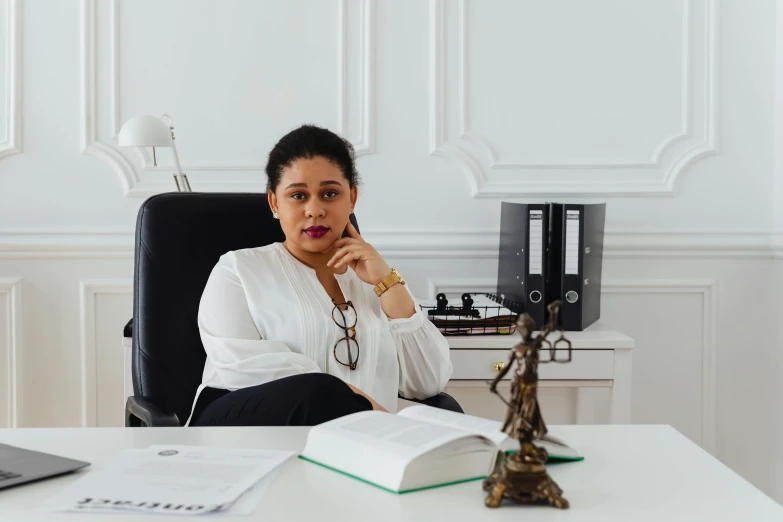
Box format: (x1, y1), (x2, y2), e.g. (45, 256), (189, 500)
(386, 285), (453, 400)
(197, 252), (321, 390)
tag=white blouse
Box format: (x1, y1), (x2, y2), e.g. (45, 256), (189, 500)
(185, 242), (453, 425)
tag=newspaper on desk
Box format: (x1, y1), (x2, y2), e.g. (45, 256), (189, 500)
(419, 295), (518, 335)
(43, 445), (294, 516)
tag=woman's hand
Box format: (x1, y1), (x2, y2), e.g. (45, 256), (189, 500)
(324, 223), (391, 285)
(326, 221), (415, 319)
(346, 383), (388, 412)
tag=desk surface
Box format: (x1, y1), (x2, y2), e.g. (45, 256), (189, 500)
(0, 425), (779, 521)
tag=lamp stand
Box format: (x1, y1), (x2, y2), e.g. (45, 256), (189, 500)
(173, 173), (191, 192)
(162, 114), (192, 193)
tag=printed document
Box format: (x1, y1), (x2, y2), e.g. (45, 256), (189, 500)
(43, 445), (294, 516)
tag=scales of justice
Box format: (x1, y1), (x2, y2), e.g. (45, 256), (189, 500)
(483, 301), (573, 509)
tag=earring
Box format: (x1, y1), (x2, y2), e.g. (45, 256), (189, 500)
(350, 208), (354, 214)
(272, 212), (279, 219)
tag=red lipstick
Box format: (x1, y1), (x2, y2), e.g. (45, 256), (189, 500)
(305, 226), (329, 239)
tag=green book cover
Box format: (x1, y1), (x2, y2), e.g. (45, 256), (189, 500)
(299, 451), (583, 494)
(298, 456), (487, 495)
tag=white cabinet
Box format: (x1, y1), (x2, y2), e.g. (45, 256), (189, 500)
(441, 324), (634, 424)
(124, 324), (634, 426)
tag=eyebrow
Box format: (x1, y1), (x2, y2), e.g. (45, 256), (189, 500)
(285, 180), (344, 190)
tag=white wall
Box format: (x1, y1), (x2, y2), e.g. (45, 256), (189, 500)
(1, 0), (782, 502)
(773, 0), (783, 502)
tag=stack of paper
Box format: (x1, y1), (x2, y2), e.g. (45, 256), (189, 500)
(43, 446), (294, 516)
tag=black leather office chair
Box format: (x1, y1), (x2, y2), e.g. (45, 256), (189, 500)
(125, 193), (461, 427)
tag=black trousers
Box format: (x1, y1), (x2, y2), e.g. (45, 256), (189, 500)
(191, 373), (462, 427)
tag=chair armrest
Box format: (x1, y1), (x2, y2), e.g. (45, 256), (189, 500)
(125, 396), (181, 427)
(398, 392), (464, 413)
(123, 318), (133, 339)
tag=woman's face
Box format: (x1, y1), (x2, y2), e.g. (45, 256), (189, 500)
(268, 156), (357, 253)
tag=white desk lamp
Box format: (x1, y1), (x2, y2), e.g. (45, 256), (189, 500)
(118, 114), (191, 191)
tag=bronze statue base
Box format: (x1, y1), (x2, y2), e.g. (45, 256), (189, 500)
(482, 449), (569, 509)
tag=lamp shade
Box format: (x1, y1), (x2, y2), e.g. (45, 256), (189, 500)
(118, 115), (172, 147)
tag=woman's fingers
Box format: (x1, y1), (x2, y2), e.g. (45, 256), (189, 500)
(327, 244), (363, 267)
(322, 236), (361, 254)
(333, 252), (359, 269)
(332, 247), (364, 268)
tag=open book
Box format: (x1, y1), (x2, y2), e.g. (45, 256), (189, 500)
(299, 405), (582, 494)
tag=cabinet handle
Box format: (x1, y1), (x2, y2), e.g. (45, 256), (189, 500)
(494, 361), (505, 373)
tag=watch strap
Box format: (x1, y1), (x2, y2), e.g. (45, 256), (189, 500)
(373, 268), (405, 297)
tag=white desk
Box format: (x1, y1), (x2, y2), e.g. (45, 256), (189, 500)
(445, 324), (634, 424)
(1, 425), (780, 521)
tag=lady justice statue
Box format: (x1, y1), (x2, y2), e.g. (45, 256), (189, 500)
(483, 301), (572, 509)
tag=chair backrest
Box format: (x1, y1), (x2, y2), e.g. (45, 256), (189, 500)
(132, 192), (359, 425)
(132, 193), (282, 424)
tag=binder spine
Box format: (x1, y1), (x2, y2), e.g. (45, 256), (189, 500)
(560, 205), (584, 331)
(581, 203), (606, 329)
(526, 205), (547, 326)
(497, 203), (528, 315)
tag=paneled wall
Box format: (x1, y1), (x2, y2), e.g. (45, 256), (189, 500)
(1, 0), (781, 502)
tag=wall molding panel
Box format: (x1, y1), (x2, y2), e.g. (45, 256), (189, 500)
(770, 232), (783, 259)
(80, 0), (375, 197)
(602, 278), (718, 455)
(0, 230), (135, 259)
(79, 279), (132, 427)
(0, 229), (774, 260)
(0, 278), (22, 428)
(80, 0), (138, 194)
(335, 0), (375, 157)
(429, 0), (718, 197)
(0, 0), (22, 160)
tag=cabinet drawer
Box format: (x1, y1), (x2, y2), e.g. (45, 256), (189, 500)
(450, 349), (614, 380)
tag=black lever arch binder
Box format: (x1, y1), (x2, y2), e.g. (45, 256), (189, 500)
(496, 202), (606, 331)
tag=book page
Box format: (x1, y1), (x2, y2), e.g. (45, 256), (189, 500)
(398, 406), (582, 459)
(301, 411), (498, 493)
(399, 405), (507, 445)
(310, 411), (482, 460)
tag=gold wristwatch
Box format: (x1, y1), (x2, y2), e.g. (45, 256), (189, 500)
(373, 268), (405, 297)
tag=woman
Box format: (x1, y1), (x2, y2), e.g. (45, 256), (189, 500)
(186, 125), (454, 426)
